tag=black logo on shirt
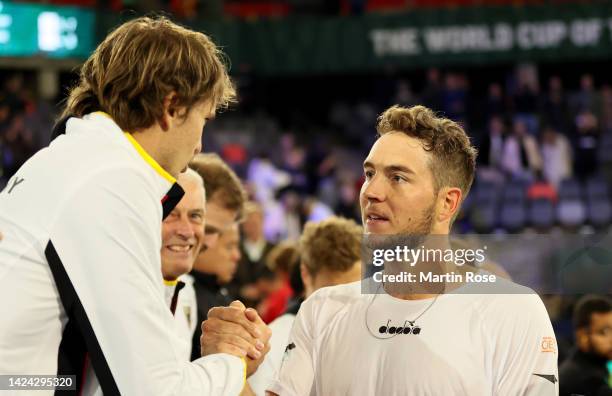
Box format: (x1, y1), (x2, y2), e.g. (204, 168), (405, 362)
(532, 373), (558, 384)
(4, 176), (24, 194)
(284, 342), (295, 353)
(379, 320), (421, 335)
(281, 342), (296, 366)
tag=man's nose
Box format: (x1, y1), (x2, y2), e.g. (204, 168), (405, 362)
(361, 176), (385, 203)
(232, 248), (241, 263)
(176, 216), (195, 238)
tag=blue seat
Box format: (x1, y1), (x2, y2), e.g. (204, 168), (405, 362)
(502, 181), (527, 204)
(557, 199), (586, 228)
(587, 198), (612, 228)
(474, 180), (501, 205)
(558, 178), (583, 201)
(585, 177), (610, 200)
(470, 202), (497, 233)
(529, 199), (555, 230)
(499, 202), (526, 232)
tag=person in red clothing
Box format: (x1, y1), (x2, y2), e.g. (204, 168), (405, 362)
(256, 241), (298, 323)
(527, 171), (558, 202)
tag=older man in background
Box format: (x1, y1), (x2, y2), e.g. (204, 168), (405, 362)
(161, 168), (217, 361)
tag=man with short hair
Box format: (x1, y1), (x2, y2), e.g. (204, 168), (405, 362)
(560, 295), (612, 396)
(249, 216), (362, 395)
(189, 222), (242, 359)
(268, 105), (558, 395)
(190, 153), (247, 233)
(0, 16), (265, 395)
(188, 153), (249, 361)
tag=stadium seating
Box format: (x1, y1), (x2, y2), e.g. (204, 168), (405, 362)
(529, 199), (556, 230)
(499, 201), (527, 232)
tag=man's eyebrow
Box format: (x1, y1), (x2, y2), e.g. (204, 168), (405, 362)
(363, 161), (415, 175)
(384, 165), (415, 175)
(204, 224), (220, 234)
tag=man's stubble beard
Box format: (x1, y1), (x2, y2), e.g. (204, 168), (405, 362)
(363, 201), (436, 251)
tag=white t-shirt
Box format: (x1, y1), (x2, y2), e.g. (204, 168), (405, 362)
(268, 279), (559, 396)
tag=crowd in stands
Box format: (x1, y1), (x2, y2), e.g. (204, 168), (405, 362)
(200, 67), (612, 237)
(0, 74), (53, 187)
(2, 66), (612, 235)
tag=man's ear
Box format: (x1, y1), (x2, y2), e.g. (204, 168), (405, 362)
(575, 328), (590, 351)
(160, 92), (178, 131)
(300, 263), (312, 289)
(436, 187), (462, 223)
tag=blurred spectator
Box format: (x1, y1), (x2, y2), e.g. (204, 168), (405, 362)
(280, 134), (308, 191)
(2, 113), (35, 178)
(571, 74), (601, 118)
(188, 153), (247, 361)
(572, 110), (600, 178)
(513, 82), (540, 135)
(560, 295), (612, 396)
(305, 137), (337, 196)
(3, 74), (26, 115)
(485, 83), (505, 121)
(190, 223), (242, 360)
(0, 98), (11, 132)
(256, 241), (297, 324)
(441, 73), (467, 123)
(600, 84), (612, 133)
(478, 116), (505, 170)
(526, 172), (558, 203)
(394, 80), (419, 108)
(231, 202), (275, 307)
(541, 126), (572, 188)
(421, 68), (443, 112)
(501, 119), (542, 181)
(335, 180), (361, 222)
(247, 155), (291, 204)
(303, 196), (334, 222)
(541, 76), (570, 133)
(275, 186), (303, 241)
(246, 155), (291, 241)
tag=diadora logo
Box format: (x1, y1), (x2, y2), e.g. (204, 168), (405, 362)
(379, 320), (421, 335)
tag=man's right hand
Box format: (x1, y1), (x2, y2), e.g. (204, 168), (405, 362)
(200, 301), (269, 360)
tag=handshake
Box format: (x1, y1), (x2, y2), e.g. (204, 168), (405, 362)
(200, 300), (272, 377)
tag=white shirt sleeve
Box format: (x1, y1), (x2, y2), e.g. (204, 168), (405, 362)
(249, 314), (295, 396)
(267, 302), (316, 396)
(490, 294), (559, 396)
(49, 167), (245, 396)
